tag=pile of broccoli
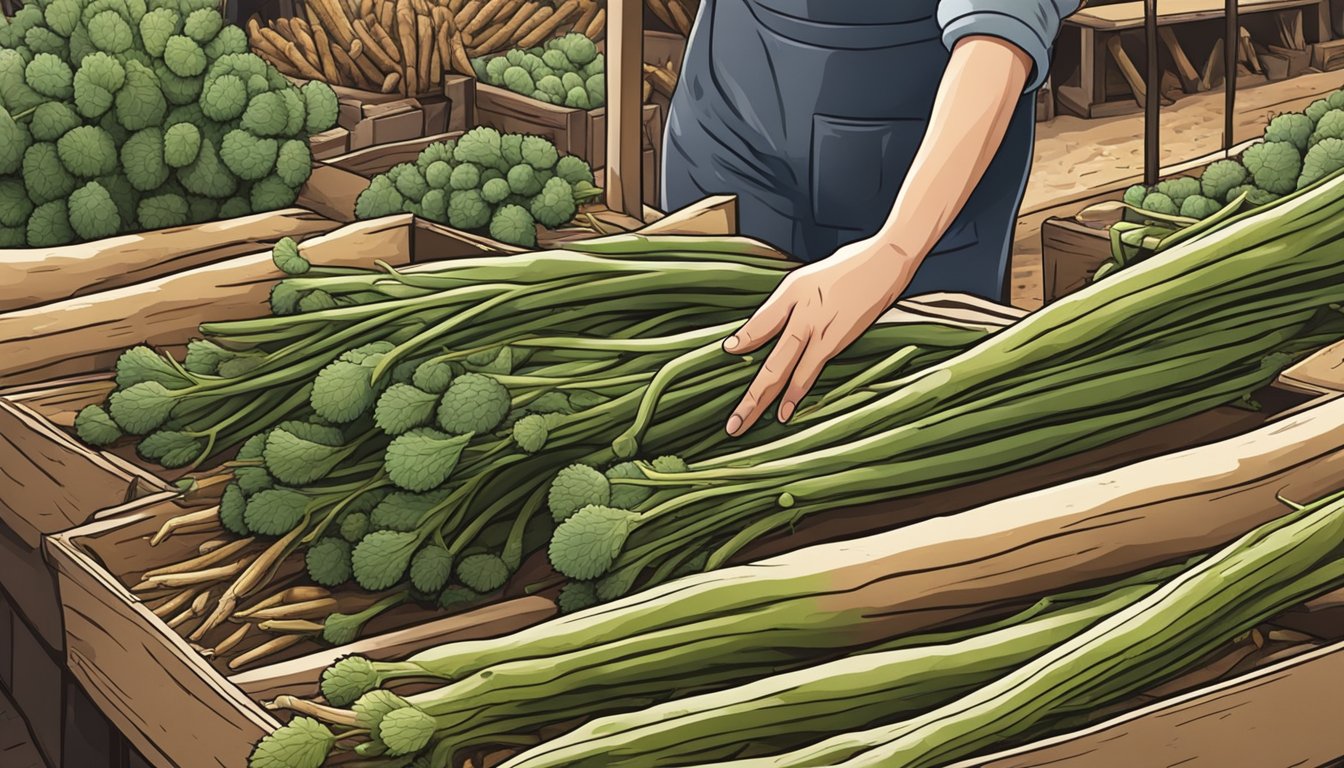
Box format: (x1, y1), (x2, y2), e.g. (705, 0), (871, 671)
(471, 33), (604, 109)
(0, 0), (339, 247)
(353, 125), (601, 247)
(1123, 89), (1344, 222)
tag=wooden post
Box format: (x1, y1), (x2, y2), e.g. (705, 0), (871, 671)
(605, 0), (645, 220)
(1226, 0), (1238, 151)
(1143, 0), (1159, 186)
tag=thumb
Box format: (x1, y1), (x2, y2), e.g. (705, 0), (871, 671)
(725, 291), (791, 355)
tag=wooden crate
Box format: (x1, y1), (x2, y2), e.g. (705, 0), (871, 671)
(1040, 216), (1112, 304)
(473, 83), (663, 202)
(43, 382), (1344, 768)
(294, 76), (476, 161)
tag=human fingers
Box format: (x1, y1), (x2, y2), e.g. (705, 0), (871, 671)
(726, 323), (809, 436)
(723, 285), (793, 355)
(776, 339), (839, 422)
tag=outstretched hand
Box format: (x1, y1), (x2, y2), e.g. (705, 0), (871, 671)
(723, 236), (920, 436)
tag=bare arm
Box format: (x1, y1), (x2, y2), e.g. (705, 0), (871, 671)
(873, 35), (1032, 268)
(722, 36), (1033, 436)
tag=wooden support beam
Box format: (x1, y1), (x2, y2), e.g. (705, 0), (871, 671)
(1106, 34), (1146, 106)
(605, 0), (644, 219)
(1158, 27), (1203, 92)
(1201, 37), (1226, 90)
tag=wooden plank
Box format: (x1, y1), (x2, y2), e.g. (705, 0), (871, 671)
(1278, 337), (1344, 394)
(46, 498), (278, 768)
(0, 209), (335, 313)
(606, 0), (645, 217)
(295, 163), (373, 223)
(1159, 26), (1204, 91)
(324, 130), (463, 178)
(0, 393), (166, 547)
(472, 83), (661, 170)
(1201, 37), (1228, 88)
(950, 642), (1344, 768)
(636, 194), (736, 237)
(0, 216), (416, 388)
(1106, 34), (1147, 105)
(1068, 0), (1323, 30)
(0, 684), (45, 768)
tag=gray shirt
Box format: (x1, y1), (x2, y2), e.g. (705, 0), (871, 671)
(938, 0), (1082, 91)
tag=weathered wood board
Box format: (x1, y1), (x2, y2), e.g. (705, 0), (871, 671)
(0, 209), (336, 314)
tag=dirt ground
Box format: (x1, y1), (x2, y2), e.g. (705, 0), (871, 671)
(1010, 68), (1344, 310)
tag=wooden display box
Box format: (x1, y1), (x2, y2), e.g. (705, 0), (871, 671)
(42, 378), (1344, 768)
(297, 77), (476, 161)
(1040, 215), (1112, 304)
(473, 84), (663, 202)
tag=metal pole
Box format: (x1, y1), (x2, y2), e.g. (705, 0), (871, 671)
(1144, 0), (1160, 186)
(605, 0), (645, 219)
(1225, 0), (1238, 151)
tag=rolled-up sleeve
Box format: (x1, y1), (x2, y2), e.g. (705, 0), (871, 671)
(937, 0), (1081, 92)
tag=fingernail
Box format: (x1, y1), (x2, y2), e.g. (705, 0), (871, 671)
(726, 414), (742, 435)
(724, 335), (740, 352)
(778, 401), (794, 422)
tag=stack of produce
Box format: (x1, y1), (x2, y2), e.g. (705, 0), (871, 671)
(352, 126), (604, 247)
(253, 487), (1344, 768)
(645, 0), (698, 36)
(0, 0), (339, 247)
(245, 0), (605, 96)
(73, 233), (985, 662)
(472, 33), (604, 108)
(1123, 89), (1344, 223)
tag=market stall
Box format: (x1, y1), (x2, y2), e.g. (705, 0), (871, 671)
(4, 0), (1344, 766)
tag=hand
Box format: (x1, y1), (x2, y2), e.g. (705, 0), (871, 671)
(723, 236), (921, 436)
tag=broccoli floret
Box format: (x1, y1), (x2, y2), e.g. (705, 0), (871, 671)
(1121, 184), (1148, 208)
(137, 193), (190, 228)
(28, 102), (79, 144)
(409, 545), (454, 593)
(276, 139), (312, 188)
(448, 162), (480, 191)
(506, 163), (541, 196)
(1241, 140), (1301, 195)
(540, 49), (571, 72)
(182, 7), (221, 42)
(1298, 137), (1344, 188)
(553, 33), (598, 67)
(447, 189), (490, 230)
(251, 175), (299, 211)
(200, 72), (246, 120)
(355, 175), (405, 219)
(489, 203), (536, 247)
(1198, 159), (1248, 202)
(1329, 89), (1344, 111)
(453, 126), (503, 168)
(57, 125), (118, 178)
(161, 33), (207, 76)
(564, 86), (591, 109)
(218, 195), (251, 218)
(1310, 109), (1344, 147)
(89, 9), (134, 54)
(1305, 98), (1331, 124)
(1139, 191), (1177, 215)
(548, 504), (637, 580)
(44, 0), (82, 36)
(562, 71), (584, 92)
(1224, 183), (1255, 204)
(112, 59), (167, 130)
(97, 172), (139, 229)
(220, 129), (278, 180)
(205, 25), (248, 60)
(423, 160), (451, 190)
(118, 127), (169, 191)
(530, 175), (576, 228)
(240, 90), (288, 136)
(536, 73), (566, 103)
(548, 464), (611, 522)
(519, 135), (558, 171)
(0, 107), (32, 175)
(1245, 188), (1280, 206)
(457, 553), (510, 593)
(186, 194), (219, 223)
(420, 188), (448, 222)
(162, 121), (201, 167)
(64, 180), (121, 241)
(24, 142), (78, 204)
(307, 537), (353, 586)
(394, 163), (429, 202)
(1153, 176), (1199, 205)
(480, 176), (510, 204)
(1177, 194), (1220, 220)
(585, 73), (604, 107)
(0, 179), (33, 228)
(416, 140), (455, 170)
(27, 199), (75, 246)
(177, 137), (237, 198)
(153, 60), (202, 105)
(73, 52), (126, 118)
(1264, 112), (1313, 153)
(302, 80), (338, 133)
(25, 53), (74, 100)
(483, 54), (509, 84)
(436, 372), (510, 434)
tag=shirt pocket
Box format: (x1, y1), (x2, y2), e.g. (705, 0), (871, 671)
(810, 114), (979, 254)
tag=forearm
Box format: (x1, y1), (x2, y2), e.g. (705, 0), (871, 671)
(874, 36), (1031, 265)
